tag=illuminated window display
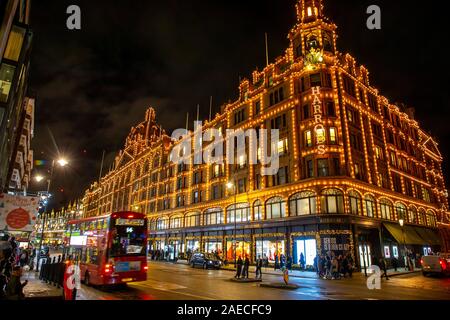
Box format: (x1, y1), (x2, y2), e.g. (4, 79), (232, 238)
(205, 241), (223, 254)
(226, 240), (250, 261)
(255, 240), (285, 262)
(186, 240), (200, 252)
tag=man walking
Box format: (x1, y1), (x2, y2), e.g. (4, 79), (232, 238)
(235, 256), (243, 279)
(255, 256), (262, 279)
(243, 255), (250, 279)
(379, 257), (389, 280)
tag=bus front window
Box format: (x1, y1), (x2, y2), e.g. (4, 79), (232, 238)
(109, 226), (146, 257)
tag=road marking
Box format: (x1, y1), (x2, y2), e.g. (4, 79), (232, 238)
(130, 279), (187, 291)
(129, 281), (215, 300)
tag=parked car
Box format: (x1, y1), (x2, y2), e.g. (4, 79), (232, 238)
(421, 253), (450, 277)
(190, 252), (222, 269)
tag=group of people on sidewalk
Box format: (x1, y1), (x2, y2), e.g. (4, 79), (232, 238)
(315, 251), (355, 280)
(235, 255), (251, 279)
(0, 234), (31, 300)
(235, 255), (264, 280)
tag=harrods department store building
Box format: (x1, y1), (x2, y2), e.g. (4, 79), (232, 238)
(82, 0), (450, 268)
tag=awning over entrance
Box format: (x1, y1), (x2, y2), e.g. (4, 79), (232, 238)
(383, 223), (425, 245)
(414, 227), (441, 246)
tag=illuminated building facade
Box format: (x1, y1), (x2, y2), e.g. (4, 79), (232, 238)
(82, 0), (450, 268)
(34, 201), (84, 246)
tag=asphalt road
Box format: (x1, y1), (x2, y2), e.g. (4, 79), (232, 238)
(76, 261), (450, 300)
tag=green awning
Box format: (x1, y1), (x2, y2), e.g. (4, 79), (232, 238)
(413, 227), (442, 246)
(383, 223), (425, 245)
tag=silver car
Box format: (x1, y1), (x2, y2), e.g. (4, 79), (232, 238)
(421, 254), (450, 276)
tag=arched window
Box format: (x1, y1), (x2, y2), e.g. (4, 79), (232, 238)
(321, 189), (344, 214)
(170, 215), (183, 229)
(265, 197), (286, 219)
(185, 212), (201, 227)
(419, 209), (427, 226)
(380, 199), (393, 220)
(227, 203), (251, 223)
(323, 31), (333, 52)
(289, 191), (316, 216)
(204, 208), (224, 225)
(253, 200), (262, 221)
(348, 191), (362, 215)
(426, 210), (437, 227)
(156, 217), (168, 230)
(408, 206), (417, 224)
(395, 203), (407, 222)
(364, 195), (376, 218)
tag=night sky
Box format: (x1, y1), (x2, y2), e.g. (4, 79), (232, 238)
(27, 0), (450, 210)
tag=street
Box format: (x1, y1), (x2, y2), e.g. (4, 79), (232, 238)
(75, 261), (450, 300)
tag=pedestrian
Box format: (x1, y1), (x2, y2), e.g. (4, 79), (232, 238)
(341, 254), (348, 277)
(286, 256), (292, 271)
(326, 255), (332, 279)
(5, 266), (28, 300)
(347, 253), (354, 278)
(391, 256), (398, 272)
(0, 249), (8, 299)
(235, 256), (243, 279)
(379, 257), (389, 280)
(263, 254), (269, 268)
(255, 256), (262, 279)
(243, 255), (250, 278)
(19, 249), (29, 268)
(299, 253), (305, 271)
(274, 254), (279, 271)
(280, 254), (286, 269)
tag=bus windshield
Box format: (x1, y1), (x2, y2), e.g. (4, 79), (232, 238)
(109, 225), (147, 257)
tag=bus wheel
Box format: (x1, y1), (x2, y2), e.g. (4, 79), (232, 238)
(84, 272), (90, 286)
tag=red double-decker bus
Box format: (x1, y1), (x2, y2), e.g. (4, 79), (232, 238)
(64, 211), (148, 286)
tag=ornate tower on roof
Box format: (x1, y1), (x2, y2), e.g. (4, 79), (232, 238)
(290, 0), (337, 62)
(296, 0), (324, 23)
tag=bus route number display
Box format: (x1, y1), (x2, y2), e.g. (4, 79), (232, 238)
(115, 218), (145, 226)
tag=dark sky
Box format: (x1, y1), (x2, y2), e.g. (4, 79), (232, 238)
(27, 0), (450, 210)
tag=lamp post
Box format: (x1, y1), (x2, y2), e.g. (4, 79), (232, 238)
(399, 218), (407, 271)
(35, 158), (68, 272)
(227, 181), (237, 268)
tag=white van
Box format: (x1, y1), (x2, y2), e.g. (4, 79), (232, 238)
(421, 253), (450, 276)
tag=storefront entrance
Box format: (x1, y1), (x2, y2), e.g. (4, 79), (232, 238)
(295, 239), (317, 267)
(358, 244), (372, 270)
(167, 240), (181, 260)
(186, 239), (200, 253)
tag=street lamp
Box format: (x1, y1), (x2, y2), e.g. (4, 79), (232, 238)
(57, 158), (68, 167)
(227, 181), (237, 268)
(35, 158), (69, 272)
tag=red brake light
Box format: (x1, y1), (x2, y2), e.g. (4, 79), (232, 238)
(420, 259), (424, 265)
(144, 266), (148, 271)
(440, 259), (447, 270)
(128, 214), (134, 218)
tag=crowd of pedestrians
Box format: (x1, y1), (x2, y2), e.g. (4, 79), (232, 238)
(314, 251), (354, 280)
(0, 234), (32, 300)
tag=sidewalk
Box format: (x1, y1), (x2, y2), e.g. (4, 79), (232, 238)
(173, 259), (420, 279)
(22, 271), (63, 300)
